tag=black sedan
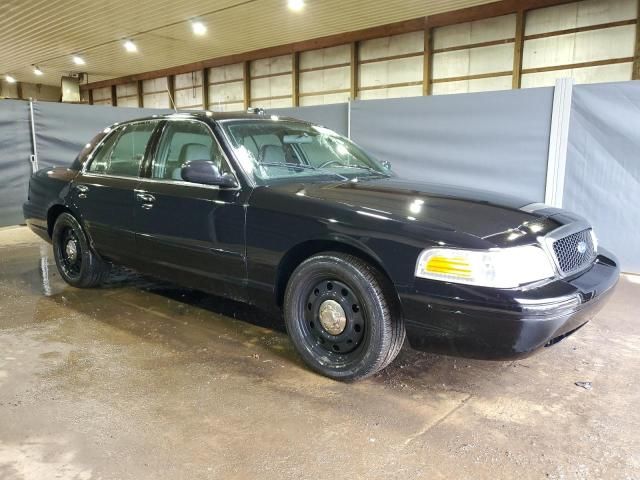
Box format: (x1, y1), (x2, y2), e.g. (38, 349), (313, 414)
(23, 111), (619, 380)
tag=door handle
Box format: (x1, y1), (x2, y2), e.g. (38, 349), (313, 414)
(136, 193), (155, 203)
(141, 203), (153, 210)
(75, 184), (89, 198)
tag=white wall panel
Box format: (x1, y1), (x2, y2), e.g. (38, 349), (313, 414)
(523, 24), (636, 69)
(142, 77), (169, 109)
(359, 31), (424, 61)
(174, 70), (202, 89)
(143, 92), (170, 109)
(174, 71), (203, 109)
(20, 83), (60, 101)
(251, 55), (292, 76)
(433, 14), (516, 49)
(250, 97), (293, 108)
(300, 44), (351, 69)
(251, 74), (292, 99)
(209, 81), (244, 108)
(360, 57), (423, 87)
(300, 66), (350, 93)
(117, 96), (139, 108)
(432, 75), (512, 95)
(115, 82), (137, 108)
(209, 63), (244, 83)
(92, 86), (112, 105)
(210, 101), (244, 112)
(116, 82), (137, 97)
(143, 77), (168, 93)
(521, 62), (633, 88)
(433, 43), (513, 79)
(0, 80), (19, 98)
(300, 92), (351, 106)
(175, 88), (203, 109)
(525, 0), (637, 35)
(359, 84), (422, 100)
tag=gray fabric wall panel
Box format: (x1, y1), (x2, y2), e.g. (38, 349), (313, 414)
(350, 88), (554, 202)
(564, 81), (640, 273)
(33, 101), (172, 169)
(0, 100), (32, 227)
(269, 103), (349, 137)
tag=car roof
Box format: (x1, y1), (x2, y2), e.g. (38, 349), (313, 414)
(109, 111), (309, 128)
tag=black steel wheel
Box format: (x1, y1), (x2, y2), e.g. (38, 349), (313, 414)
(52, 212), (110, 288)
(284, 252), (404, 381)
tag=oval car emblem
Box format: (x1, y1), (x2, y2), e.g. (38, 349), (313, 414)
(577, 241), (587, 254)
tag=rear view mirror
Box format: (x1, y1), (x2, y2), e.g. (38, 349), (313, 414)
(181, 160), (238, 188)
(283, 134), (313, 144)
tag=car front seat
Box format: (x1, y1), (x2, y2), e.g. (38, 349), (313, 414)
(259, 144), (287, 165)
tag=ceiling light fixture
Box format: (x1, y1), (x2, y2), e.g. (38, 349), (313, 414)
(123, 40), (137, 52)
(192, 21), (207, 36)
(72, 55), (86, 65)
(288, 0), (305, 11)
(5, 74), (16, 83)
(33, 66), (43, 76)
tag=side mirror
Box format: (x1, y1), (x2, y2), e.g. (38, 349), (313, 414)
(181, 160), (238, 188)
(380, 160), (392, 170)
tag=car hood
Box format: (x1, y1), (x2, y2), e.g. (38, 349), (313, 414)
(266, 177), (578, 246)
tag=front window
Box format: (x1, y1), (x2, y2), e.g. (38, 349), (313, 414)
(152, 120), (231, 181)
(220, 119), (390, 185)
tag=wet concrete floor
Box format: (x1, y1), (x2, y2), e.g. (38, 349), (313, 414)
(0, 227), (638, 479)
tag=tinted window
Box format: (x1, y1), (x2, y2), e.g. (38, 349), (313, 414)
(88, 122), (155, 177)
(72, 129), (110, 170)
(152, 120), (229, 180)
(221, 120), (388, 185)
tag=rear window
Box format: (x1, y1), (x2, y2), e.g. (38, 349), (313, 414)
(71, 128), (111, 170)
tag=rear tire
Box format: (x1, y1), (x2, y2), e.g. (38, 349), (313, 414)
(284, 252), (404, 381)
(52, 212), (110, 288)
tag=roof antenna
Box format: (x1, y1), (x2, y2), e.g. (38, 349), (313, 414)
(167, 86), (177, 112)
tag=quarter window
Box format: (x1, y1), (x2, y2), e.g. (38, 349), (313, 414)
(152, 120), (230, 181)
(87, 122), (156, 177)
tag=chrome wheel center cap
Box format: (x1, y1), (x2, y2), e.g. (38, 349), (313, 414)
(318, 300), (347, 336)
(65, 240), (78, 262)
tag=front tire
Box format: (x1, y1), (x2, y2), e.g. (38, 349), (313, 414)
(284, 252), (404, 381)
(52, 212), (109, 288)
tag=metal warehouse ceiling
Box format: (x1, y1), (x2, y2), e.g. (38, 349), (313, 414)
(1, 0), (497, 86)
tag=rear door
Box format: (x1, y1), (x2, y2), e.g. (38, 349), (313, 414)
(70, 120), (159, 263)
(133, 119), (248, 298)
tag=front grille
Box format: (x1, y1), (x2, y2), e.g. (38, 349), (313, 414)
(552, 229), (596, 275)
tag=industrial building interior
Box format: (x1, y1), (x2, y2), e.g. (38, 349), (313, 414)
(1, 0), (639, 478)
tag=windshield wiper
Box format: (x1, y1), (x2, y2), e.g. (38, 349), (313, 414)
(259, 162), (317, 170)
(258, 162), (349, 181)
(323, 164), (391, 177)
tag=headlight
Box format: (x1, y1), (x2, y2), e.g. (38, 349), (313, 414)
(415, 246), (555, 288)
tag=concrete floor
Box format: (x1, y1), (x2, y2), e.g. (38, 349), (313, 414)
(0, 226), (638, 480)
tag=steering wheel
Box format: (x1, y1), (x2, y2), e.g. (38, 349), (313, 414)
(318, 160), (345, 168)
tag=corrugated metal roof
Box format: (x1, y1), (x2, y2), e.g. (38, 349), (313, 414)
(1, 0), (496, 86)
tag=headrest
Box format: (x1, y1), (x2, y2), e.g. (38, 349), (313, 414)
(179, 143), (210, 163)
(259, 144), (286, 164)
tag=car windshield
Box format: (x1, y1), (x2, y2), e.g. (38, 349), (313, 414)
(219, 119), (390, 185)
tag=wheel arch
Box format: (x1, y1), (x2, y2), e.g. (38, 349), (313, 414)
(47, 204), (73, 237)
(275, 238), (401, 311)
(46, 204), (96, 251)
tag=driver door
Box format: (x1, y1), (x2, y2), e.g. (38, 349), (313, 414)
(134, 119), (248, 299)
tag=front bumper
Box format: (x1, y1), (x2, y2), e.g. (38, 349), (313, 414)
(399, 249), (620, 360)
